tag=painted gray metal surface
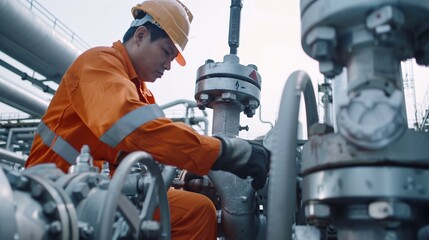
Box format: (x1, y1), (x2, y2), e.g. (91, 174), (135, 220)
(0, 77), (49, 117)
(0, 0), (83, 83)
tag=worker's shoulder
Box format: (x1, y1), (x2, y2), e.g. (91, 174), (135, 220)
(82, 45), (121, 57)
(75, 46), (126, 66)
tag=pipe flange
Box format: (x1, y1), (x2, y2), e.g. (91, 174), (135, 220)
(0, 167), (19, 239)
(196, 54), (261, 88)
(4, 168), (79, 240)
(195, 55), (261, 115)
(302, 166), (429, 201)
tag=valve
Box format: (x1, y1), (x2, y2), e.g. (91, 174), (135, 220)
(69, 145), (99, 174)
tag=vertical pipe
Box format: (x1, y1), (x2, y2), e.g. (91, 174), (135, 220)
(5, 127), (37, 150)
(210, 99), (259, 239)
(322, 78), (333, 125)
(228, 0), (242, 55)
(212, 102), (241, 137)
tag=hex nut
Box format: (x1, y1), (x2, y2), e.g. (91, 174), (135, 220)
(72, 182), (90, 202)
(43, 201), (57, 216)
(305, 203), (331, 218)
(221, 92), (237, 101)
(368, 201), (411, 220)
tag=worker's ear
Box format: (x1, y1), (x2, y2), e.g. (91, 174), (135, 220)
(135, 26), (149, 43)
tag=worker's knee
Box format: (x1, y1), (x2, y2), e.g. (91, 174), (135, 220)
(169, 189), (217, 221)
(169, 189), (218, 239)
(188, 192), (217, 220)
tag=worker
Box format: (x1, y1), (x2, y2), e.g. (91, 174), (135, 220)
(25, 0), (270, 239)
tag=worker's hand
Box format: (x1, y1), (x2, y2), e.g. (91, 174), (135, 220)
(211, 136), (270, 190)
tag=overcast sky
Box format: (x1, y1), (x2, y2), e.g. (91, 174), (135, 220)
(3, 0), (429, 138)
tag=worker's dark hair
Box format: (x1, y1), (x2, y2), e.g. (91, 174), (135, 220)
(123, 11), (169, 43)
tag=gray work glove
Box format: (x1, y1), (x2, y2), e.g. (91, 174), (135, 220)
(211, 136), (270, 190)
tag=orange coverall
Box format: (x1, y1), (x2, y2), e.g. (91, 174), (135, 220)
(26, 41), (220, 240)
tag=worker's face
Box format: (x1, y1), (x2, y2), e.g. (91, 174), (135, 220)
(131, 26), (178, 82)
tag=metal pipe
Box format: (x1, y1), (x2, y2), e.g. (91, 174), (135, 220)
(208, 170), (259, 240)
(0, 76), (49, 117)
(303, 76), (319, 133)
(212, 101), (241, 137)
(0, 58), (56, 94)
(13, 133), (35, 141)
(0, 0), (82, 83)
(159, 99), (198, 110)
(0, 148), (27, 165)
(267, 71), (318, 240)
(321, 77), (333, 125)
(160, 99), (209, 135)
(6, 127), (36, 150)
(228, 0), (242, 55)
(193, 116), (209, 136)
(209, 101), (261, 239)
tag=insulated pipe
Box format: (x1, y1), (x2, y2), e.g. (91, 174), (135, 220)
(0, 0), (82, 83)
(267, 71), (318, 240)
(0, 76), (49, 117)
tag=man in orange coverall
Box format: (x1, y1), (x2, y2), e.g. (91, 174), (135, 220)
(25, 0), (270, 239)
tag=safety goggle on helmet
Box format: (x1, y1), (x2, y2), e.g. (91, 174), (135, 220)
(131, 0), (193, 66)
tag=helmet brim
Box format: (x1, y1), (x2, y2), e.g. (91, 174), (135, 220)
(176, 53), (186, 66)
(173, 42), (186, 66)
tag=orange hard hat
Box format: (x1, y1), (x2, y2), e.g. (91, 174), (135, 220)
(131, 0), (193, 66)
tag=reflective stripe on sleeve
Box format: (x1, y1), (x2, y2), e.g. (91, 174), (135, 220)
(100, 104), (165, 148)
(37, 121), (79, 165)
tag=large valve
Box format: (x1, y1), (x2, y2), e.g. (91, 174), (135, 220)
(0, 148), (173, 240)
(268, 1), (429, 240)
(193, 1), (268, 240)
